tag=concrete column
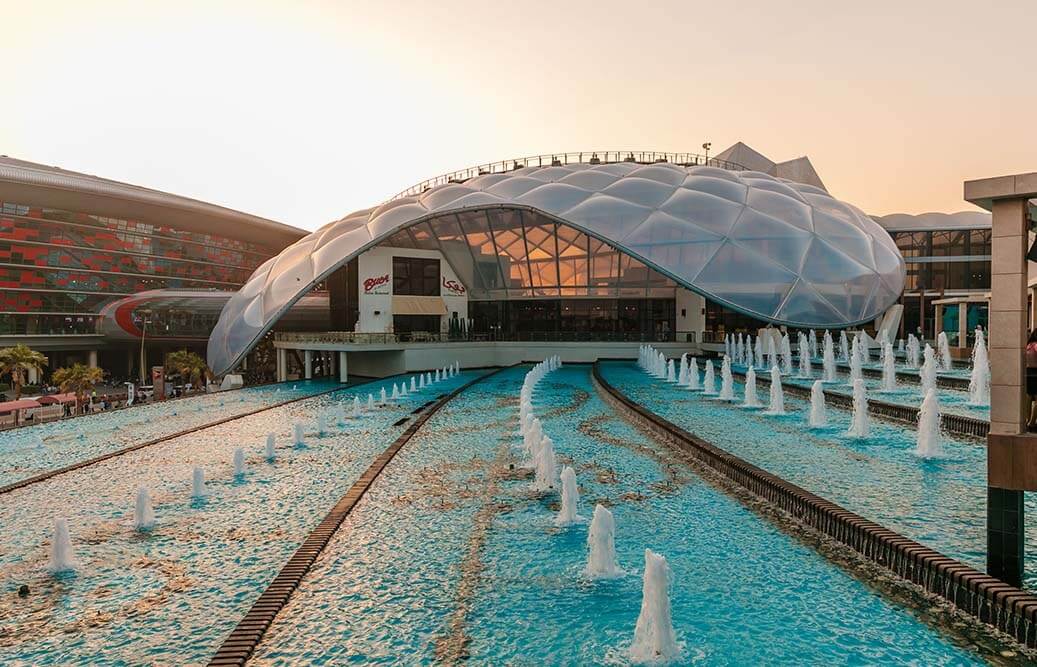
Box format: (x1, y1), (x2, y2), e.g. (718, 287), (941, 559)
(986, 197), (1030, 588)
(88, 350), (98, 369)
(988, 198), (1029, 436)
(958, 303), (967, 350)
(338, 351), (348, 383)
(304, 350), (313, 380)
(276, 348), (287, 382)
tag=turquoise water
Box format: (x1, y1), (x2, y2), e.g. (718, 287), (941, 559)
(0, 371), (480, 665)
(602, 361), (1037, 589)
(252, 365), (982, 664)
(0, 379), (340, 487)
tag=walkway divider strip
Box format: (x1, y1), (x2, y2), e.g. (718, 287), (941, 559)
(207, 366), (511, 666)
(730, 368), (988, 438)
(0, 381), (378, 496)
(592, 361), (1037, 648)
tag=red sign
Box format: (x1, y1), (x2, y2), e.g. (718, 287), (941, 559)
(442, 277), (466, 295)
(363, 274), (390, 294)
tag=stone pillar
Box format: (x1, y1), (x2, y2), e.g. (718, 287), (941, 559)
(276, 348), (287, 382)
(989, 198), (1029, 436)
(987, 197), (1030, 588)
(304, 350), (313, 380)
(88, 350), (98, 369)
(338, 351), (348, 383)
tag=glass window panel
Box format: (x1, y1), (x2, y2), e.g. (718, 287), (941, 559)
(457, 210), (506, 292)
(522, 218), (559, 289)
(969, 260), (990, 289)
(969, 229), (991, 256)
(409, 222), (439, 250)
(488, 209), (531, 290)
(428, 214), (480, 294)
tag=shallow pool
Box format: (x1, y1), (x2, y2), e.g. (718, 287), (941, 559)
(252, 365), (984, 664)
(601, 360), (1037, 589)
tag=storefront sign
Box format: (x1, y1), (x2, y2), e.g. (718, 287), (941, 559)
(363, 273), (390, 294)
(442, 277), (466, 295)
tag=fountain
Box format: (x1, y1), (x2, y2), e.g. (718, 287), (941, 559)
(968, 329), (990, 406)
(839, 330), (849, 362)
(822, 334), (837, 383)
(334, 402), (346, 426)
(880, 342), (897, 392)
(859, 332), (871, 364)
(233, 447), (246, 477)
(391, 384), (401, 401)
(808, 380), (827, 428)
(781, 334), (793, 375)
(134, 487), (155, 531)
(379, 387), (388, 405)
(735, 334), (744, 366)
(677, 355), (688, 385)
(419, 374), (426, 389)
(411, 376), (418, 392)
(666, 360), (676, 384)
(724, 334), (732, 360)
(265, 434), (276, 461)
(629, 549), (680, 664)
(435, 369), (441, 383)
(767, 335), (778, 370)
(718, 356), (734, 400)
(916, 389), (944, 459)
(685, 358), (700, 391)
(906, 334), (920, 368)
(48, 519), (77, 574)
(367, 394), (375, 411)
(848, 336), (863, 386)
(920, 345), (938, 397)
(701, 360), (717, 395)
(584, 504), (623, 579)
(293, 423), (305, 447)
(742, 366), (762, 408)
(754, 335), (764, 369)
(809, 329), (818, 358)
(533, 435), (558, 492)
(898, 338), (905, 353)
(937, 331), (953, 372)
(352, 396), (362, 418)
(192, 466), (207, 498)
(555, 466), (583, 527)
(846, 379), (870, 439)
(317, 413), (327, 437)
(765, 366), (785, 415)
(797, 334), (812, 379)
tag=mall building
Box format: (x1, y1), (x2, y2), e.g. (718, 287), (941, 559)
(205, 147), (909, 381)
(0, 156), (305, 382)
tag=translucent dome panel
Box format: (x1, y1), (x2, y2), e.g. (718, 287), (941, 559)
(208, 162), (905, 374)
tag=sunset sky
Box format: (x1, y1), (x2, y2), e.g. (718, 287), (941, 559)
(2, 0), (1034, 230)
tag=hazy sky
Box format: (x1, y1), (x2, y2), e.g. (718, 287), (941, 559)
(2, 0), (1034, 231)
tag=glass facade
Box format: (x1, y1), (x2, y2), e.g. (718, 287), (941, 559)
(888, 228), (991, 339)
(0, 200), (285, 337)
(469, 298), (676, 341)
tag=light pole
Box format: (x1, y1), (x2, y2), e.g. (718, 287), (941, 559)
(702, 142), (711, 166)
(138, 308), (152, 384)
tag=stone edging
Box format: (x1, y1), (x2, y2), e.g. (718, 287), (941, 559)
(207, 366), (511, 666)
(592, 361), (1037, 648)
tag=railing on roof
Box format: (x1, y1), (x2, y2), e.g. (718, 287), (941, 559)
(387, 151), (747, 203)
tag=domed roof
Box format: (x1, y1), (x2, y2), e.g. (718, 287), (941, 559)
(207, 162), (904, 374)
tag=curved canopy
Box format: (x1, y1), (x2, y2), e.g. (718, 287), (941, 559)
(207, 162), (905, 374)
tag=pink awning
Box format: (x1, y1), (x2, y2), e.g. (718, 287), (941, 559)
(0, 399), (42, 412)
(37, 393), (77, 405)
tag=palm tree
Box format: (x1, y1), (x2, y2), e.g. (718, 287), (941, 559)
(165, 350), (211, 392)
(0, 344), (49, 399)
(52, 363), (104, 408)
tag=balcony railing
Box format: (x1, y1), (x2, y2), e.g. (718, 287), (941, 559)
(387, 150), (747, 202)
(275, 330), (698, 345)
